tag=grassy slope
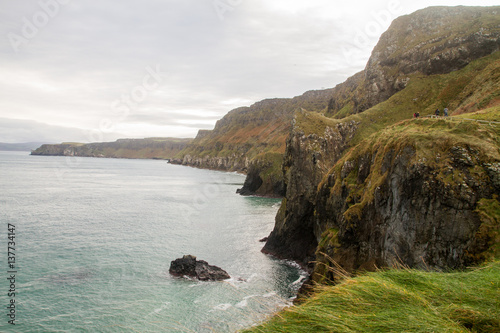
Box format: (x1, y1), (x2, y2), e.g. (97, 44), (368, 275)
(178, 91), (335, 161)
(350, 51), (500, 143)
(298, 51), (500, 146)
(244, 261), (500, 333)
(454, 105), (500, 122)
(245, 54), (500, 332)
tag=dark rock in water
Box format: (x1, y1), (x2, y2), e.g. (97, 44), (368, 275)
(169, 255), (230, 281)
(169, 254), (197, 276)
(237, 165), (263, 196)
(194, 260), (231, 281)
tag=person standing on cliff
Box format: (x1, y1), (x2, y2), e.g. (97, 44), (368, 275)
(444, 107), (449, 117)
(435, 109), (440, 117)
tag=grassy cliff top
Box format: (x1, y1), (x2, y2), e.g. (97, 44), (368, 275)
(244, 261), (500, 333)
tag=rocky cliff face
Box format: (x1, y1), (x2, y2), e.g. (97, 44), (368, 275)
(263, 6), (500, 275)
(312, 120), (500, 279)
(175, 153), (250, 171)
(262, 111), (359, 267)
(327, 6), (500, 117)
(265, 111), (500, 276)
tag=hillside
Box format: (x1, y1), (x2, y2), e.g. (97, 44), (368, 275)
(264, 52), (500, 275)
(31, 137), (192, 160)
(262, 6), (500, 273)
(173, 6), (500, 197)
(326, 5), (500, 117)
(172, 90), (334, 196)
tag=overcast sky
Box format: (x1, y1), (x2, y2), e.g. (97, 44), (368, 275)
(0, 0), (498, 143)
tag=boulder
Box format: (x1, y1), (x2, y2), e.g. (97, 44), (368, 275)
(169, 255), (230, 281)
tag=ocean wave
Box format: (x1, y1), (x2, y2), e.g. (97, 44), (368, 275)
(211, 303), (232, 311)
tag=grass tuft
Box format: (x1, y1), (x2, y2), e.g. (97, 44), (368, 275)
(243, 261), (500, 333)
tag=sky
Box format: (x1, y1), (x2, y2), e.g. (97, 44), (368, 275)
(0, 0), (498, 143)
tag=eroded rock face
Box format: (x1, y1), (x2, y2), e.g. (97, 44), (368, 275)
(327, 6), (500, 117)
(313, 141), (500, 280)
(237, 165), (264, 196)
(178, 154), (250, 171)
(262, 117), (359, 270)
(360, 6), (500, 112)
(169, 255), (230, 281)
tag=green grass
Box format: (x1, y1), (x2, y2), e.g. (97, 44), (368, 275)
(297, 51), (500, 145)
(293, 109), (340, 136)
(475, 197), (500, 262)
(349, 51), (500, 145)
(453, 105), (500, 122)
(243, 261), (500, 333)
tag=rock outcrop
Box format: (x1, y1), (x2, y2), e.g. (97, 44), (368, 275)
(263, 6), (500, 276)
(264, 112), (500, 277)
(312, 120), (500, 280)
(169, 255), (230, 281)
(262, 111), (359, 269)
(237, 165), (264, 196)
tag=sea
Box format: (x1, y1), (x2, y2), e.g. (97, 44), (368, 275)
(0, 151), (305, 332)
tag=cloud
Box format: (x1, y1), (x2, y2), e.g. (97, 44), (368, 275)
(0, 118), (125, 143)
(0, 0), (498, 142)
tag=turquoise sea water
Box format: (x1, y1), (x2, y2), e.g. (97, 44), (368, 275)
(0, 151), (304, 332)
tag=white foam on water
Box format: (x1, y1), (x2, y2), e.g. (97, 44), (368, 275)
(235, 299), (248, 308)
(291, 274), (307, 286)
(211, 303), (232, 312)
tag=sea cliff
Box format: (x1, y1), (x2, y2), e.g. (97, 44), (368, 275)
(31, 137), (192, 160)
(263, 5), (500, 276)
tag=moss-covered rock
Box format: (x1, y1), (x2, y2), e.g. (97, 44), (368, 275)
(312, 119), (500, 278)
